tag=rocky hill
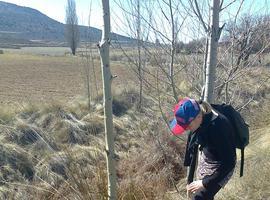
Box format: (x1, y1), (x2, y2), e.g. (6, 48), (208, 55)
(0, 1), (133, 45)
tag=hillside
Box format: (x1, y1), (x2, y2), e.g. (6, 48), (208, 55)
(0, 1), (133, 45)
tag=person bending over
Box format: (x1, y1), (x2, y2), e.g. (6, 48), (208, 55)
(170, 98), (236, 200)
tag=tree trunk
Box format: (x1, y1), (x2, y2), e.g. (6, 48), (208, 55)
(202, 37), (209, 87)
(72, 47), (76, 55)
(99, 0), (117, 199)
(90, 48), (99, 98)
(86, 56), (91, 110)
(65, 0), (79, 56)
(137, 0), (143, 110)
(169, 0), (178, 103)
(203, 0), (220, 103)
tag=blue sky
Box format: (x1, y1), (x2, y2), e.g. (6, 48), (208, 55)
(1, 0), (269, 41)
(3, 0), (269, 25)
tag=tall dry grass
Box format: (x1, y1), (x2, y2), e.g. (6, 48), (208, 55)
(0, 89), (187, 199)
(0, 77), (270, 200)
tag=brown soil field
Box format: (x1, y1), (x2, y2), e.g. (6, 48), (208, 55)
(0, 53), (135, 105)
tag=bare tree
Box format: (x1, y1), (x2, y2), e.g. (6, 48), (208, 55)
(113, 0), (150, 110)
(203, 0), (221, 103)
(136, 0), (143, 109)
(226, 14), (270, 67)
(81, 1), (100, 110)
(99, 0), (117, 199)
(189, 0), (233, 103)
(216, 13), (270, 105)
(65, 0), (80, 55)
(87, 1), (99, 99)
(142, 0), (187, 103)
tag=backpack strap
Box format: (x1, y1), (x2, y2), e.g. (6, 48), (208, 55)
(187, 146), (198, 184)
(240, 148), (244, 177)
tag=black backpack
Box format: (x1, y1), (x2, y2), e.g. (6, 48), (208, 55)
(211, 104), (249, 177)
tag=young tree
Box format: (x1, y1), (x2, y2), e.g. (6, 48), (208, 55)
(189, 0), (223, 103)
(203, 0), (220, 103)
(81, 1), (99, 111)
(114, 0), (149, 110)
(65, 0), (80, 55)
(168, 0), (180, 102)
(136, 0), (143, 109)
(99, 0), (117, 199)
(137, 0), (186, 103)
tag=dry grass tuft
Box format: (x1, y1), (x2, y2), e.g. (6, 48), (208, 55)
(0, 143), (34, 182)
(0, 106), (17, 124)
(117, 123), (186, 199)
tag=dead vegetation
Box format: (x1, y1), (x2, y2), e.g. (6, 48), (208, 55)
(1, 79), (270, 199)
(1, 47), (270, 199)
(0, 89), (187, 199)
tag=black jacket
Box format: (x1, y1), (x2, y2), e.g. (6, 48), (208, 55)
(184, 109), (236, 189)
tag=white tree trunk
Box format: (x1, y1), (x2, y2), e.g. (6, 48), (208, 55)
(203, 0), (220, 103)
(99, 0), (117, 199)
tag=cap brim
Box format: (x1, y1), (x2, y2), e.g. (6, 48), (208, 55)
(170, 118), (188, 135)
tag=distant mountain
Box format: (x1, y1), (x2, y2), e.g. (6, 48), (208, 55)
(0, 1), (133, 45)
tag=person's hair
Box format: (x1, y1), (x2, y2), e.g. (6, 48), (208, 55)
(198, 100), (212, 115)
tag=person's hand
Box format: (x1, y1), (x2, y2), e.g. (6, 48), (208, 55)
(186, 180), (205, 193)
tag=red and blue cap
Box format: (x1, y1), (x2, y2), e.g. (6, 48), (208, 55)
(170, 98), (201, 135)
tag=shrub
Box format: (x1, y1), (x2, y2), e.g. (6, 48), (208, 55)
(0, 107), (16, 124)
(0, 144), (34, 182)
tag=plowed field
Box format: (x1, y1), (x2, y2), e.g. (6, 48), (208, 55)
(0, 52), (134, 105)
